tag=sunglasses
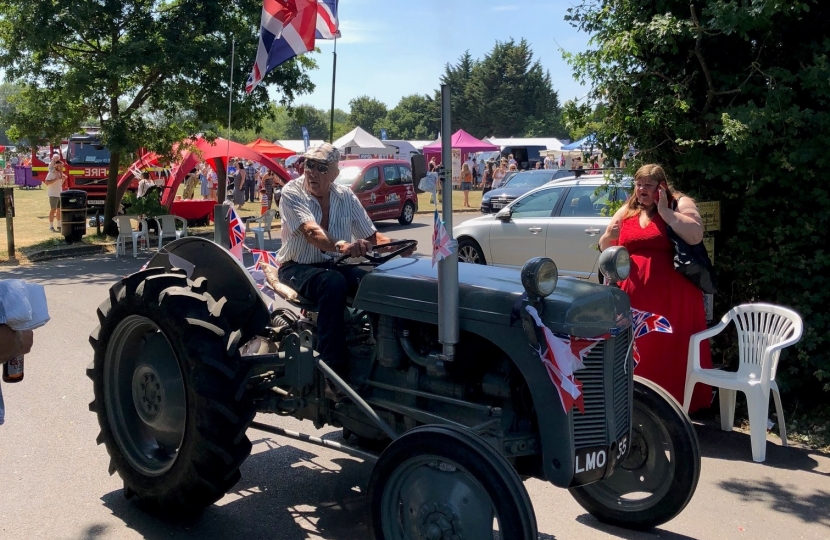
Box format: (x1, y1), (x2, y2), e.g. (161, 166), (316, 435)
(304, 160), (329, 174)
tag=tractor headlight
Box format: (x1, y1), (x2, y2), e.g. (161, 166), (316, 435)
(521, 257), (558, 299)
(598, 246), (631, 282)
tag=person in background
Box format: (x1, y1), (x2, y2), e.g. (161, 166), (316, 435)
(428, 158), (436, 172)
(460, 163), (473, 207)
(491, 161), (507, 190)
(207, 165), (218, 201)
(599, 164), (711, 412)
(507, 154), (517, 168)
(182, 168), (198, 200)
(199, 163), (210, 199)
(244, 160), (258, 203)
(481, 160), (494, 195)
(294, 156), (305, 178)
(137, 171), (154, 198)
(535, 161), (543, 169)
(43, 155), (65, 232)
(232, 159), (246, 207)
(544, 154), (554, 169)
(471, 157), (480, 188)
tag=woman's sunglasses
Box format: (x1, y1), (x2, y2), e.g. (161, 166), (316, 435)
(305, 160), (329, 174)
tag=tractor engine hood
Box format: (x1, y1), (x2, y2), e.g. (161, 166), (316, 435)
(353, 258), (630, 337)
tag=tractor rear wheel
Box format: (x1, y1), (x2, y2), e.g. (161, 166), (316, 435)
(88, 268), (257, 515)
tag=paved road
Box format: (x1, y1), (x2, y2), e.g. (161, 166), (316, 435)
(1, 212), (828, 540)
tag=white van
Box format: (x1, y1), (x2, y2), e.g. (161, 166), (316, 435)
(382, 140), (420, 161)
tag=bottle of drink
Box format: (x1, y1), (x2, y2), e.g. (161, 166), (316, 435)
(2, 356), (24, 383)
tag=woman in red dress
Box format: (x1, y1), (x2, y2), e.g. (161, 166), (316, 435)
(599, 164), (712, 412)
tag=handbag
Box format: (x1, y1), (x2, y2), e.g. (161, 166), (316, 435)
(666, 222), (717, 294)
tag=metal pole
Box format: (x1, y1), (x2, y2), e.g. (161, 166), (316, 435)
(329, 44), (338, 143)
(437, 84), (458, 359)
(217, 38), (235, 244)
(4, 189), (15, 261)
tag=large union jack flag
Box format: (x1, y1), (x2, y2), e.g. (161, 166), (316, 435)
(630, 308), (673, 365)
(246, 0), (317, 93)
(228, 206), (246, 261)
(315, 0), (340, 39)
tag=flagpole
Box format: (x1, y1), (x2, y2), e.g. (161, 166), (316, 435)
(227, 38), (235, 164)
(328, 2), (338, 143)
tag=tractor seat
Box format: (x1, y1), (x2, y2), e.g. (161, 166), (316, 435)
(262, 264), (319, 310)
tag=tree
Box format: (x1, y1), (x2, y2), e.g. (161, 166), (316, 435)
(564, 0), (830, 399)
(0, 0), (315, 235)
(433, 42), (567, 139)
(0, 82), (22, 145)
(376, 94), (439, 140)
(348, 96), (387, 136)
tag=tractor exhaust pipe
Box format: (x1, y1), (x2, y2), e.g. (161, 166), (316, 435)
(437, 84), (459, 360)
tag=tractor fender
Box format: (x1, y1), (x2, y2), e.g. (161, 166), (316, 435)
(145, 237), (271, 342)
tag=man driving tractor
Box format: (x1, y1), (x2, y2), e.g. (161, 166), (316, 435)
(272, 143), (415, 393)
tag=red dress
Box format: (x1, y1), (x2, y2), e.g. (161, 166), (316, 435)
(619, 212), (712, 412)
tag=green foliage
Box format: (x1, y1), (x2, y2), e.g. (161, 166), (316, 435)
(348, 96), (387, 137)
(0, 0), (316, 235)
(565, 0), (830, 400)
(230, 104), (351, 143)
(375, 94), (440, 140)
(122, 189), (166, 219)
(436, 40), (568, 139)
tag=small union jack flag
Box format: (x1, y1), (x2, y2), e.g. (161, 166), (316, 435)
(228, 206), (246, 261)
(432, 209), (454, 267)
(250, 249), (279, 270)
(630, 308), (673, 365)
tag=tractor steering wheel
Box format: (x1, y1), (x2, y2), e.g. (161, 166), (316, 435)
(333, 239), (418, 267)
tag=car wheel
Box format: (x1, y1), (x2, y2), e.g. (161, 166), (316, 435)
(457, 237), (486, 264)
(398, 201), (415, 225)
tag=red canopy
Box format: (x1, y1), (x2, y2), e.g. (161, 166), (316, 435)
(117, 136), (290, 208)
(422, 129), (498, 164)
(245, 138), (295, 159)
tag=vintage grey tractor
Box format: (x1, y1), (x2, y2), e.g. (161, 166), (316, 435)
(88, 237), (700, 539)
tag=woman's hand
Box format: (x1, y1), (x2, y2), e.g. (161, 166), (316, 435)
(656, 186), (669, 214)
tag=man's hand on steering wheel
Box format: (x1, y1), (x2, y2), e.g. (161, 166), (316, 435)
(337, 238), (371, 258)
(376, 239), (417, 257)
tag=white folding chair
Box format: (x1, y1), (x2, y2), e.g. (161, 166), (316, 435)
(154, 214), (188, 248)
(684, 303), (803, 462)
(246, 209), (276, 250)
(113, 216), (149, 258)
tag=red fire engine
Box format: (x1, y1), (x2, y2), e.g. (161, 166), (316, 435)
(31, 131), (137, 208)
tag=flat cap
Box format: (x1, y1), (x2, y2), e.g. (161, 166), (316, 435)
(303, 142), (340, 164)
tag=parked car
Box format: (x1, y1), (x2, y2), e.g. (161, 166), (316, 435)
(456, 174), (631, 281)
(481, 169), (573, 213)
(335, 158), (419, 225)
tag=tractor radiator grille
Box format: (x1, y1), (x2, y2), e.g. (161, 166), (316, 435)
(572, 328), (633, 449)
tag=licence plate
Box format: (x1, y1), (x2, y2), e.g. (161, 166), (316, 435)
(491, 202), (505, 209)
(573, 433), (629, 484)
(88, 200), (105, 206)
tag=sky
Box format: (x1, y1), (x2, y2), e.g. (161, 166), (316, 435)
(273, 0), (594, 112)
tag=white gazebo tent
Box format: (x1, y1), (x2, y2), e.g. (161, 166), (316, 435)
(332, 127), (391, 156)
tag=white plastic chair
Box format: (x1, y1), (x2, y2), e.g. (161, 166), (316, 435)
(153, 214), (188, 248)
(113, 216), (149, 258)
(684, 303), (803, 462)
(246, 209), (276, 250)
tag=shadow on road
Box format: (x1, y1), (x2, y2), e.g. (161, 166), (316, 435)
(100, 437), (374, 540)
(694, 421), (830, 477)
(574, 514), (697, 539)
(717, 478), (830, 528)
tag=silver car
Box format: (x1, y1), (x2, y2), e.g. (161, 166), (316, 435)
(454, 175), (630, 282)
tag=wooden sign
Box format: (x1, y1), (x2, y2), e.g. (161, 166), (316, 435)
(703, 236), (715, 264)
(697, 201), (721, 232)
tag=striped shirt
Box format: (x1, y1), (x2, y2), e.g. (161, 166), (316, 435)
(277, 176), (376, 264)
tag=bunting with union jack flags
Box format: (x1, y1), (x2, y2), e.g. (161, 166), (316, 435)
(431, 209), (454, 267)
(525, 306), (606, 414)
(630, 308), (673, 365)
(228, 206), (246, 261)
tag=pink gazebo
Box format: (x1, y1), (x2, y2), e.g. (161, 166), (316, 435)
(422, 129), (499, 165)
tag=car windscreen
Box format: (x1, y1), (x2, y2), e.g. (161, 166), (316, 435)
(67, 140), (110, 165)
(502, 171), (552, 188)
(334, 166), (363, 185)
